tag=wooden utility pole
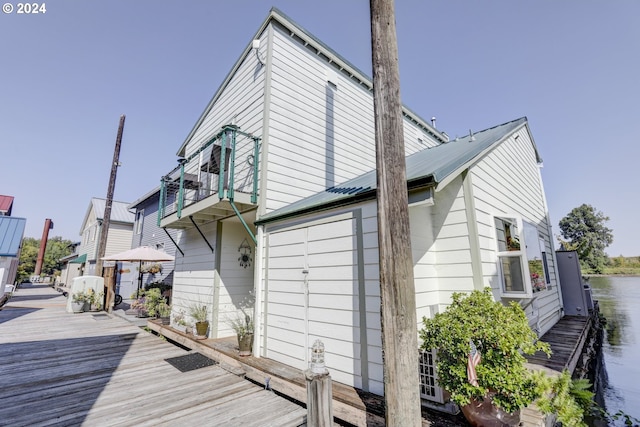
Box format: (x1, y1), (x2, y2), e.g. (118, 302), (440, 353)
(370, 1), (421, 425)
(34, 218), (53, 276)
(95, 115), (125, 277)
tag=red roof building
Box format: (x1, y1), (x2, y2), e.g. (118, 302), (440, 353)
(0, 195), (14, 216)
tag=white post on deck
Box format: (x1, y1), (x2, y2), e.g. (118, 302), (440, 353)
(305, 340), (333, 427)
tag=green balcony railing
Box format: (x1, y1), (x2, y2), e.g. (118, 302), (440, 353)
(158, 125), (260, 225)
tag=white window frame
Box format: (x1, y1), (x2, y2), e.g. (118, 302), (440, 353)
(523, 221), (550, 294)
(135, 210), (144, 235)
(494, 215), (533, 299)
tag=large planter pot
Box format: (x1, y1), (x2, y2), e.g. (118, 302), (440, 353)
(195, 321), (209, 338)
(82, 301), (91, 312)
(237, 333), (254, 356)
(460, 394), (520, 427)
(160, 316), (170, 325)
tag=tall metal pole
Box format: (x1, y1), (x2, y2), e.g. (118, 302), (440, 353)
(370, 1), (421, 425)
(95, 115), (125, 277)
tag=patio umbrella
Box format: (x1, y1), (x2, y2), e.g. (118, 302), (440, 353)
(102, 246), (175, 298)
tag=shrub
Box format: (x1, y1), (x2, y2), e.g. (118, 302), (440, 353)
(420, 288), (551, 413)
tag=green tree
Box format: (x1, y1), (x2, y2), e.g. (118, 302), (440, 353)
(558, 204), (613, 273)
(17, 236), (74, 282)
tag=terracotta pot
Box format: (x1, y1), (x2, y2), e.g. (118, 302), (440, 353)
(460, 394), (520, 427)
(237, 333), (253, 356)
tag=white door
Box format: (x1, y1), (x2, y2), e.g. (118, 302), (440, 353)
(265, 214), (367, 388)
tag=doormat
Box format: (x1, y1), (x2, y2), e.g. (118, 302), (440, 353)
(92, 313), (110, 320)
(165, 352), (217, 372)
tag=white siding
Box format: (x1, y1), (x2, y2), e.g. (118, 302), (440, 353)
(263, 205), (383, 394)
(172, 223), (216, 331)
(412, 176), (475, 322)
(105, 222), (133, 257)
(470, 129), (562, 335)
(263, 23), (440, 214)
(180, 33), (266, 182)
(78, 209), (98, 261)
(216, 221), (256, 338)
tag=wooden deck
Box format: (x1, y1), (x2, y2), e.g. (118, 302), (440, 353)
(526, 314), (592, 373)
(0, 283), (307, 427)
(147, 311), (594, 427)
(147, 316), (468, 427)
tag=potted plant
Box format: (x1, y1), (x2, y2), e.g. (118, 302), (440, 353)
(82, 288), (95, 312)
(228, 311), (254, 356)
(71, 291), (87, 313)
(131, 290), (148, 317)
(420, 288), (551, 425)
(171, 310), (189, 333)
(188, 303), (209, 338)
(89, 290), (104, 311)
(156, 302), (171, 325)
(142, 288), (165, 318)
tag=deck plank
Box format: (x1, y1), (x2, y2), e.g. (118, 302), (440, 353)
(0, 284), (307, 427)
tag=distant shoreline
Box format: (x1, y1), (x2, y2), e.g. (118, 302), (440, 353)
(584, 274), (640, 278)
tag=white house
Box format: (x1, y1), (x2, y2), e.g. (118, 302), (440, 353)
(158, 8), (564, 404)
(160, 7), (445, 340)
(76, 198), (135, 295)
(255, 117), (564, 397)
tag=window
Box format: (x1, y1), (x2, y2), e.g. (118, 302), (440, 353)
(135, 210), (144, 235)
(523, 222), (550, 293)
(495, 216), (549, 298)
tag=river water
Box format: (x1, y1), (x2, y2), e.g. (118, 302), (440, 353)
(588, 276), (640, 425)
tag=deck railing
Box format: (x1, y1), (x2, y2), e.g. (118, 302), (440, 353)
(158, 125), (260, 224)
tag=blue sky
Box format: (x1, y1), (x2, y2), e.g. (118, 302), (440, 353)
(1, 1), (638, 256)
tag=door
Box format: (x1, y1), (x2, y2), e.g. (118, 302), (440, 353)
(265, 213), (367, 388)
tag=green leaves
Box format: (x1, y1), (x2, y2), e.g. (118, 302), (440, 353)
(420, 288), (550, 413)
(558, 204), (613, 273)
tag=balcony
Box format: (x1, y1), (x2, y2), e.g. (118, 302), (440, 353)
(158, 125), (260, 229)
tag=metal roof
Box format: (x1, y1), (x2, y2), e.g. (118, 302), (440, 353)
(91, 198), (135, 223)
(0, 195), (14, 215)
(0, 216), (27, 257)
(257, 117), (532, 225)
(128, 186), (161, 210)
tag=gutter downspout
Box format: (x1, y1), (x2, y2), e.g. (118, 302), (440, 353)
(254, 225), (264, 357)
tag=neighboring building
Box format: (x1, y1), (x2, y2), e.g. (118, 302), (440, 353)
(128, 187), (179, 289)
(0, 195), (14, 216)
(0, 195), (26, 294)
(76, 198), (134, 280)
(155, 8), (564, 406)
(56, 242), (81, 287)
